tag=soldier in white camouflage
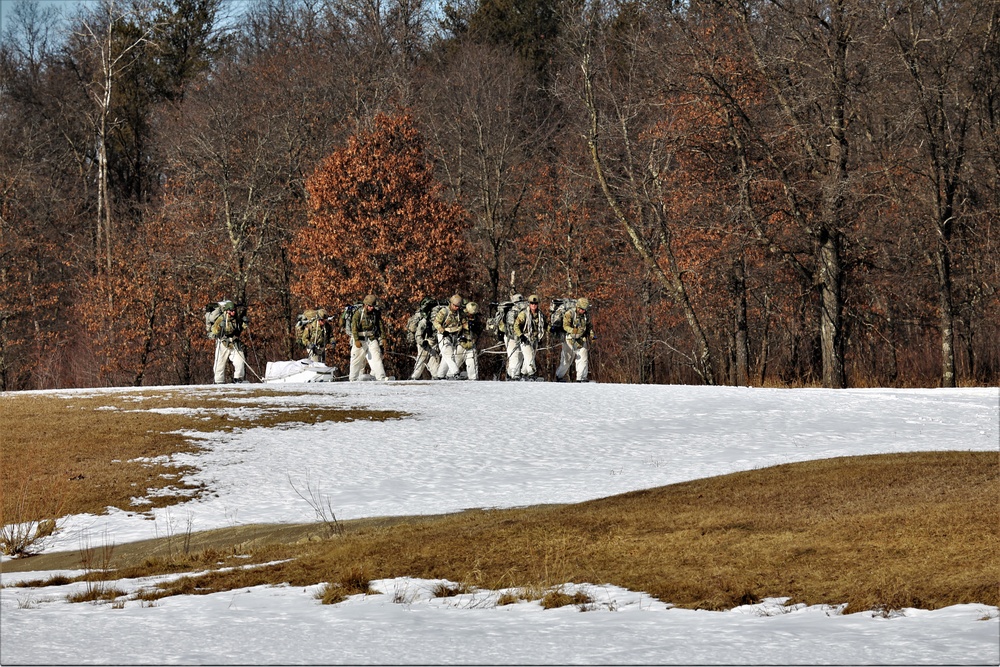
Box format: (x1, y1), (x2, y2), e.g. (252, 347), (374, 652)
(211, 301), (247, 384)
(456, 301), (482, 380)
(349, 294), (387, 381)
(512, 294), (545, 380)
(433, 294), (466, 380)
(503, 293), (527, 379)
(298, 308), (332, 363)
(556, 297), (593, 382)
(410, 310), (440, 380)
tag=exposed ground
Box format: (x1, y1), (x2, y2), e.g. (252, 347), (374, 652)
(0, 389), (406, 522)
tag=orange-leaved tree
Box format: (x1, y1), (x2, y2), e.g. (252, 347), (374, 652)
(292, 113), (471, 373)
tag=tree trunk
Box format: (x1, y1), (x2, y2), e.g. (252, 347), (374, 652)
(135, 296), (156, 386)
(818, 226), (845, 388)
(935, 242), (956, 387)
(732, 256), (749, 387)
(756, 292), (770, 386)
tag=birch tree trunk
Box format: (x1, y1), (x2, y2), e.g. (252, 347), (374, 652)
(77, 0), (154, 275)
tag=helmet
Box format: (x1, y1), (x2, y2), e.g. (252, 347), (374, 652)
(465, 301), (479, 315)
(511, 293), (524, 303)
(316, 309), (326, 319)
(221, 300), (235, 311)
(577, 297), (589, 310)
(528, 294), (539, 304)
(363, 294), (377, 306)
(450, 294), (463, 307)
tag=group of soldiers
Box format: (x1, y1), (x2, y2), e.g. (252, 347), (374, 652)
(501, 294), (593, 383)
(211, 292), (594, 383)
(283, 294), (392, 382)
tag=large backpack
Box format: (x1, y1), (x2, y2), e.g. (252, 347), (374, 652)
(297, 309), (330, 347)
(295, 309), (319, 337)
(487, 297), (527, 340)
(205, 300), (235, 339)
(406, 298), (446, 346)
(428, 304), (448, 334)
(341, 303), (363, 337)
(404, 311), (422, 347)
(548, 298), (578, 338)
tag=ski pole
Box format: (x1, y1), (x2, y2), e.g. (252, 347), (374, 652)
(247, 330), (264, 377)
(383, 350), (418, 361)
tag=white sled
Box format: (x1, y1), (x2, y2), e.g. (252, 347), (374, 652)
(263, 360), (339, 383)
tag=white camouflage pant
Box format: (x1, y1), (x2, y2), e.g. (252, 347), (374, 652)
(214, 339), (246, 383)
(556, 338), (589, 382)
(436, 333), (461, 378)
(456, 346), (478, 380)
(505, 336), (523, 378)
(411, 345), (440, 380)
(518, 340), (538, 377)
(349, 338), (386, 381)
(505, 336), (538, 379)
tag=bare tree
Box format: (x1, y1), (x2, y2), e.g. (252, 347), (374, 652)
(71, 0), (157, 274)
(321, 0), (432, 119)
(419, 42), (553, 303)
(561, 2), (719, 384)
(712, 0), (882, 388)
(164, 63), (297, 303)
(882, 0), (999, 387)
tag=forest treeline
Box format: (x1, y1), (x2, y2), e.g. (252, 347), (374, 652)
(1, 0), (997, 389)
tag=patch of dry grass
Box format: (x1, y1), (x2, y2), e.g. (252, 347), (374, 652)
(431, 582), (474, 598)
(0, 388), (406, 553)
(66, 585), (128, 604)
(113, 451), (998, 613)
(316, 566), (377, 604)
(540, 589), (593, 609)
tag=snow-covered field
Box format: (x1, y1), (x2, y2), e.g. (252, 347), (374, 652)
(2, 382), (998, 665)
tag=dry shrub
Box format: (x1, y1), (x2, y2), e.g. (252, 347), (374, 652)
(540, 589), (593, 609)
(316, 566), (376, 605)
(496, 585), (548, 606)
(431, 582), (473, 598)
(0, 456), (68, 556)
(496, 591), (521, 606)
(67, 586), (128, 604)
(317, 584), (346, 605)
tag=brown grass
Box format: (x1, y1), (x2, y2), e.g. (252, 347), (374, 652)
(431, 582), (474, 597)
(82, 450), (994, 613)
(540, 589), (593, 609)
(0, 388), (406, 527)
(316, 566), (376, 604)
(2, 389), (996, 614)
(66, 585), (128, 604)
